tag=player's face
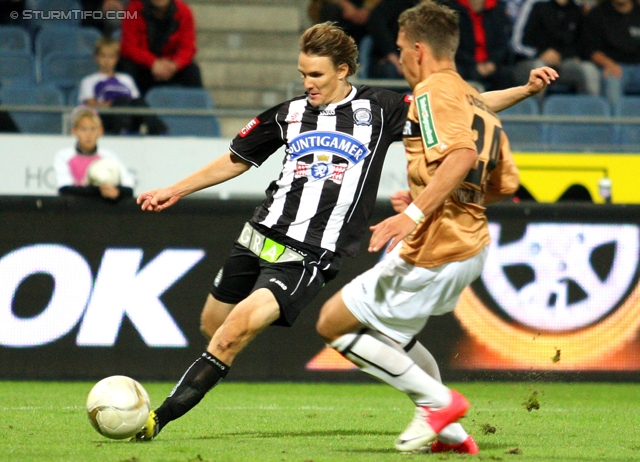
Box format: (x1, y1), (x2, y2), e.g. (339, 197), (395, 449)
(72, 116), (103, 153)
(397, 29), (420, 89)
(298, 53), (350, 107)
(95, 46), (119, 74)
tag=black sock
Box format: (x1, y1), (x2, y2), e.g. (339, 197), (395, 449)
(155, 352), (229, 429)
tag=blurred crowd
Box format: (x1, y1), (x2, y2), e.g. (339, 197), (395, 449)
(308, 0), (640, 106)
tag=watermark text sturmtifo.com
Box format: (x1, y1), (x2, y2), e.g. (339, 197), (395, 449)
(12, 10), (137, 20)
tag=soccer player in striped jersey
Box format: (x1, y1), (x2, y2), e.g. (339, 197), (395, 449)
(135, 21), (556, 442)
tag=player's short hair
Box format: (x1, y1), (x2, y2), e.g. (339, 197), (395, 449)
(398, 1), (460, 60)
(71, 105), (102, 128)
(94, 35), (120, 55)
(299, 22), (358, 77)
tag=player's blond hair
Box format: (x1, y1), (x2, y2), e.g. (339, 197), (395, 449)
(398, 1), (460, 60)
(299, 22), (358, 77)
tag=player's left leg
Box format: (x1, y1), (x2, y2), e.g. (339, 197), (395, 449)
(136, 289), (280, 441)
(200, 293), (235, 340)
(317, 292), (469, 451)
(371, 332), (474, 450)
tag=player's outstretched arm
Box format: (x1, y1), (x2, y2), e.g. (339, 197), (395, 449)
(137, 152), (251, 212)
(369, 148), (478, 253)
(481, 66), (558, 113)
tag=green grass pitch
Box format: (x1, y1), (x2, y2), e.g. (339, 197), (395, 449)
(1, 381), (639, 461)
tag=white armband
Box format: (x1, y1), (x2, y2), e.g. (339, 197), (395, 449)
(404, 203), (425, 224)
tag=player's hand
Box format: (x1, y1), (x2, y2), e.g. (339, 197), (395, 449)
(525, 66), (559, 96)
(390, 190), (412, 213)
(99, 183), (120, 199)
(136, 188), (180, 212)
(368, 213), (416, 253)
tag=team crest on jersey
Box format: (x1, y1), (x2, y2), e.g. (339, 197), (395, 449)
(285, 112), (302, 123)
(295, 161), (347, 183)
(353, 108), (372, 126)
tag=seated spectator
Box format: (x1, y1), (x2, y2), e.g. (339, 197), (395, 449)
(308, 0), (380, 45)
(366, 0), (419, 79)
(512, 0), (600, 97)
(451, 0), (515, 92)
(54, 106), (135, 201)
(79, 35), (166, 134)
(582, 0), (640, 107)
(80, 0), (128, 37)
(118, 0), (202, 96)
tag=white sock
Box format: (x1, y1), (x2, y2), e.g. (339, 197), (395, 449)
(330, 330), (450, 408)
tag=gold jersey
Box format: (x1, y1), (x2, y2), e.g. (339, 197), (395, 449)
(400, 70), (519, 268)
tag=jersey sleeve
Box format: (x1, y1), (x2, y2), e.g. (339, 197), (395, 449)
(228, 103), (286, 167)
(486, 131), (519, 196)
(378, 89), (411, 141)
(413, 77), (476, 163)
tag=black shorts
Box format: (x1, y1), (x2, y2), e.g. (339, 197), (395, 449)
(211, 224), (342, 327)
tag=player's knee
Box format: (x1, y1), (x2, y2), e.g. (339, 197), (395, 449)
(316, 310), (335, 343)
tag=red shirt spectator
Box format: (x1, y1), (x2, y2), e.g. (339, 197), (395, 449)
(117, 0), (202, 95)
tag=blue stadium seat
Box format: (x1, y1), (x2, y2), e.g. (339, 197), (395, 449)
(25, 0), (82, 30)
(615, 96), (640, 147)
(145, 87), (221, 137)
(499, 97), (541, 148)
(357, 35), (374, 79)
(0, 82), (64, 133)
(35, 26), (101, 80)
(41, 52), (97, 92)
(0, 25), (32, 52)
(0, 50), (36, 84)
(542, 95), (615, 150)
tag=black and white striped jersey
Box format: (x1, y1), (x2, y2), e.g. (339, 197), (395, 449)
(229, 85), (410, 257)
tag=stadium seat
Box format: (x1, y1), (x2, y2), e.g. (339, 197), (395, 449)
(542, 95), (615, 151)
(357, 35), (374, 79)
(0, 82), (65, 133)
(0, 25), (32, 52)
(35, 26), (101, 80)
(25, 0), (82, 30)
(145, 87), (221, 137)
(0, 50), (37, 84)
(41, 52), (97, 104)
(615, 96), (640, 147)
(499, 97), (541, 148)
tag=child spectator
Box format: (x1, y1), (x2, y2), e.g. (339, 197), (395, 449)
(78, 36), (167, 135)
(54, 106), (135, 201)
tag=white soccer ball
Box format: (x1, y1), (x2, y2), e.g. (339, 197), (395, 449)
(86, 375), (151, 440)
(87, 158), (121, 186)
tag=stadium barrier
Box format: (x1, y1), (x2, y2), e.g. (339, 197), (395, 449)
(1, 197), (639, 382)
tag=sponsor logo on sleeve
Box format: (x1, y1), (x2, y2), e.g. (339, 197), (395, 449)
(416, 93), (438, 149)
(239, 118), (260, 137)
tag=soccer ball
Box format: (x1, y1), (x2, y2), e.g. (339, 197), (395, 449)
(87, 158), (121, 186)
(86, 375), (151, 440)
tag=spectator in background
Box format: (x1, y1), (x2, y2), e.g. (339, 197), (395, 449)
(366, 0), (419, 79)
(55, 106), (135, 201)
(80, 0), (127, 37)
(512, 0), (600, 97)
(308, 0), (380, 45)
(79, 36), (167, 134)
(451, 0), (515, 91)
(118, 0), (202, 96)
(582, 0), (640, 107)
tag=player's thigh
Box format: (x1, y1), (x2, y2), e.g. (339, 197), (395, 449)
(200, 294), (235, 340)
(253, 261), (327, 327)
